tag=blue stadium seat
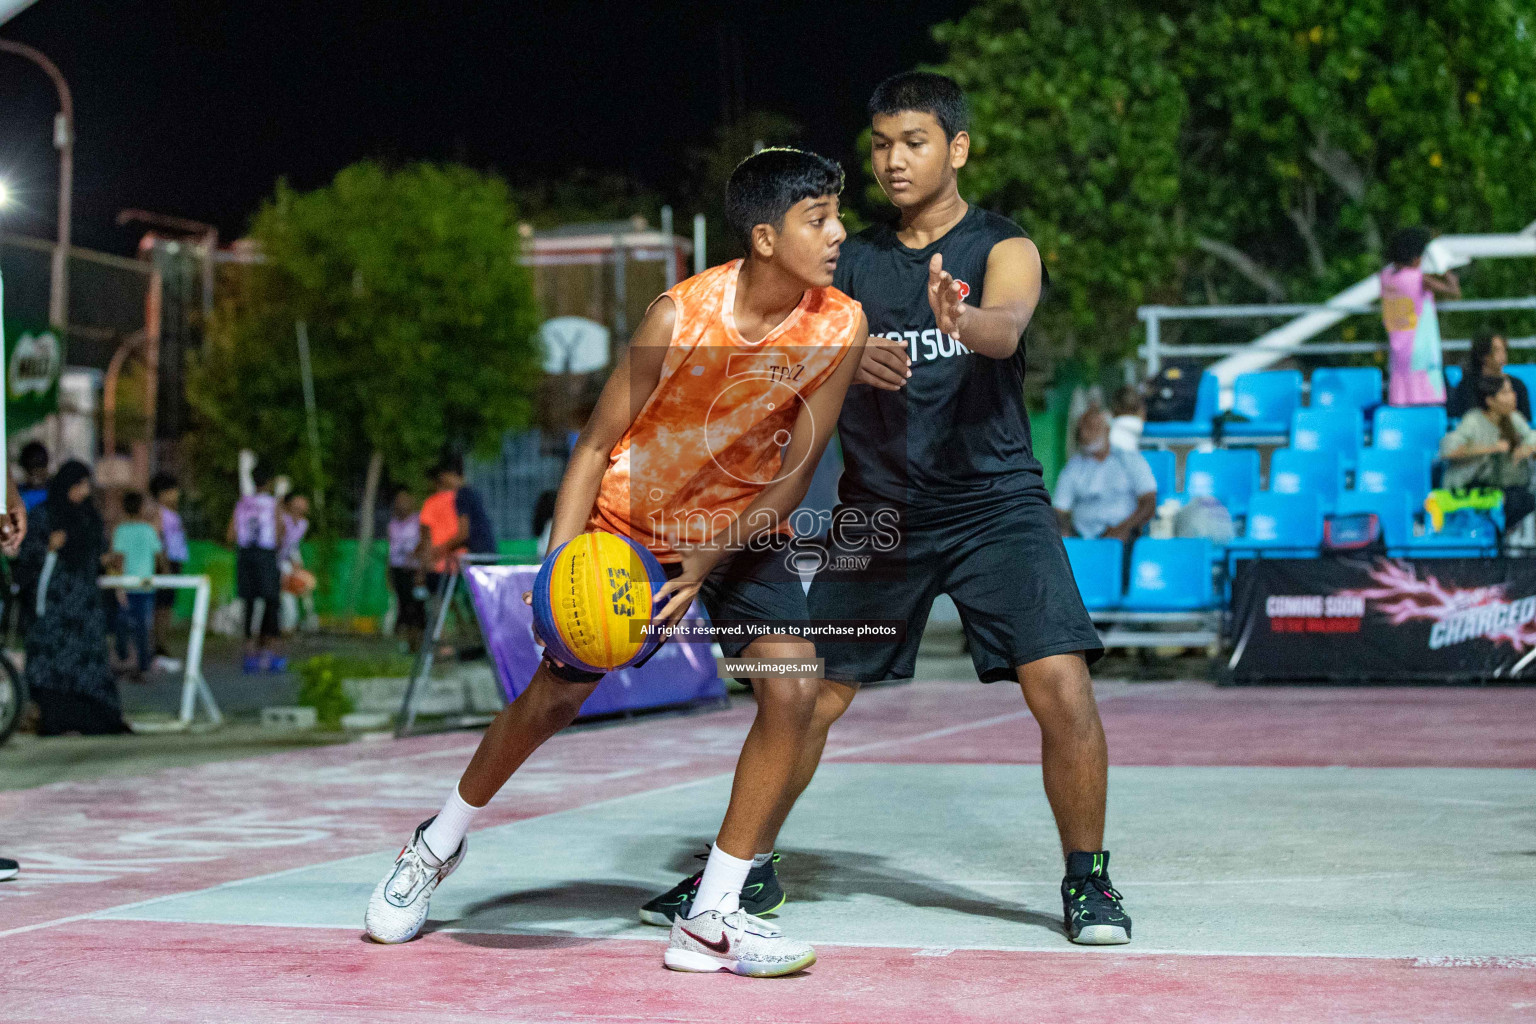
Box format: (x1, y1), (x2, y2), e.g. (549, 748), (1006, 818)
(1063, 537), (1123, 611)
(1444, 364), (1463, 390)
(1227, 492), (1324, 558)
(1335, 490), (1414, 552)
(1506, 364), (1536, 401)
(1410, 511), (1501, 557)
(1142, 371), (1220, 440)
(1142, 449), (1176, 503)
(1311, 367), (1383, 413)
(1122, 538), (1215, 610)
(1226, 370), (1302, 437)
(1354, 448), (1432, 501)
(1290, 407), (1364, 470)
(1183, 448), (1261, 515)
(1372, 406), (1447, 452)
(1268, 448), (1341, 514)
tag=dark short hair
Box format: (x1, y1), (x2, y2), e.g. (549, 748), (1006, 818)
(252, 464), (274, 489)
(432, 452), (465, 479)
(1387, 227), (1432, 266)
(122, 491), (144, 516)
(1476, 372), (1513, 405)
(724, 148), (844, 250)
(149, 471), (179, 497)
(1468, 328), (1506, 371)
(1111, 386), (1145, 418)
(18, 441), (48, 472)
(869, 71), (970, 141)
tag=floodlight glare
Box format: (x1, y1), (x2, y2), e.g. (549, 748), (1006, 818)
(0, 179), (11, 208)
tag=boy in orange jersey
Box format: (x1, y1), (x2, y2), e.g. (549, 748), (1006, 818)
(365, 149), (867, 977)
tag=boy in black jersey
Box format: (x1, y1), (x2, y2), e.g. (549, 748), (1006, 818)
(641, 72), (1131, 945)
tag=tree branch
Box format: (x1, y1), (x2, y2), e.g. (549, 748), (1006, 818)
(1195, 235), (1287, 300)
(1287, 188), (1328, 278)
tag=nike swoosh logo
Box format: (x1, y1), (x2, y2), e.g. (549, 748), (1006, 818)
(682, 927), (731, 954)
(743, 883), (764, 897)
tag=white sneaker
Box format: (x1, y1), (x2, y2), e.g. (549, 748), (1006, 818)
(364, 818), (466, 943)
(664, 900), (816, 977)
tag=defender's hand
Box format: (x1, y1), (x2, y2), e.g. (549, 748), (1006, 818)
(927, 253), (968, 340)
(855, 335), (911, 391)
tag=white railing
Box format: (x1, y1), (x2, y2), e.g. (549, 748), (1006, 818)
(1138, 296), (1536, 376)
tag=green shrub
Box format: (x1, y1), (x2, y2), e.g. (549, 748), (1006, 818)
(295, 654), (355, 729)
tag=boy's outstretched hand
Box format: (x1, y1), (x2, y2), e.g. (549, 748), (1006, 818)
(927, 253), (968, 339)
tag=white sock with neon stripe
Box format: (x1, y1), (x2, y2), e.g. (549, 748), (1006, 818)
(693, 846), (752, 915)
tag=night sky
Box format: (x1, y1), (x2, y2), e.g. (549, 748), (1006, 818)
(0, 0), (973, 253)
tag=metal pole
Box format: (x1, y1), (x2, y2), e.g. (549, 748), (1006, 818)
(693, 213), (706, 276)
(0, 40), (72, 331)
(1144, 311), (1161, 377)
(397, 568), (457, 738)
(295, 320), (325, 515)
(660, 205), (676, 288)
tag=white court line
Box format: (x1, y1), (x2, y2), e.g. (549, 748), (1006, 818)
(61, 914), (1536, 964)
(953, 872), (1417, 887)
(823, 710), (1032, 761)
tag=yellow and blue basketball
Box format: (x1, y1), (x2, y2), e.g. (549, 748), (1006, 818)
(532, 531), (669, 673)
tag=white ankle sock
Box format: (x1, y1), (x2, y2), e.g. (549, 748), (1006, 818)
(420, 785), (480, 864)
(693, 846), (753, 915)
(751, 852), (774, 867)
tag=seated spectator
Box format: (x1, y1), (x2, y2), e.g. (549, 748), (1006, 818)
(1440, 373), (1536, 529)
(1108, 386), (1146, 453)
(1054, 409), (1158, 542)
(1447, 329), (1530, 421)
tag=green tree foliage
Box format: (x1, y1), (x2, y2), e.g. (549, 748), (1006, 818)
(689, 111), (803, 264)
(188, 162), (541, 526)
(935, 0), (1536, 364)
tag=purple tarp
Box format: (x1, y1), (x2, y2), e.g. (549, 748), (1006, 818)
(462, 565), (726, 717)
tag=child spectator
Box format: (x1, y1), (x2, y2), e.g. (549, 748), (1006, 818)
(227, 465), (285, 673)
(17, 441), (49, 512)
(149, 473), (189, 670)
(387, 490), (425, 651)
(111, 491), (163, 679)
(278, 493), (316, 632)
(1381, 227), (1461, 406)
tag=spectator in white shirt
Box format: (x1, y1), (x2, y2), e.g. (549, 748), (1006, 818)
(1055, 409), (1158, 542)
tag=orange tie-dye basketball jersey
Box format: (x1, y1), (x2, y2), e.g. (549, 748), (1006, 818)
(590, 260), (862, 563)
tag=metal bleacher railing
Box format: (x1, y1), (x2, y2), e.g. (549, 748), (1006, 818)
(1137, 296), (1536, 376)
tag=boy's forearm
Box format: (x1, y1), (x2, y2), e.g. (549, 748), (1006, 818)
(956, 304), (1031, 359)
(546, 446), (611, 554)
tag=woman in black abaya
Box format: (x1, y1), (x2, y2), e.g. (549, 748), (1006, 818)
(19, 461), (131, 735)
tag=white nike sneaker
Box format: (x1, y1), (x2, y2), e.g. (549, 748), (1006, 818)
(664, 900), (816, 977)
(364, 818), (466, 944)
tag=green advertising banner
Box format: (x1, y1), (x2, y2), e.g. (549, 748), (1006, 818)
(0, 266), (61, 438)
(6, 322), (62, 432)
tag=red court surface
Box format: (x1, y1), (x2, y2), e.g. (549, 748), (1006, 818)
(4, 679), (1534, 1023)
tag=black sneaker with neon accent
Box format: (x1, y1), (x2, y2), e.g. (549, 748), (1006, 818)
(639, 850), (785, 926)
(1062, 850), (1131, 944)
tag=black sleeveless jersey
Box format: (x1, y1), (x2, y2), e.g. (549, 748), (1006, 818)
(832, 205), (1046, 513)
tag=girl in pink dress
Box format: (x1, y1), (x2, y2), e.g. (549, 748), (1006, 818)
(1381, 227), (1461, 406)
